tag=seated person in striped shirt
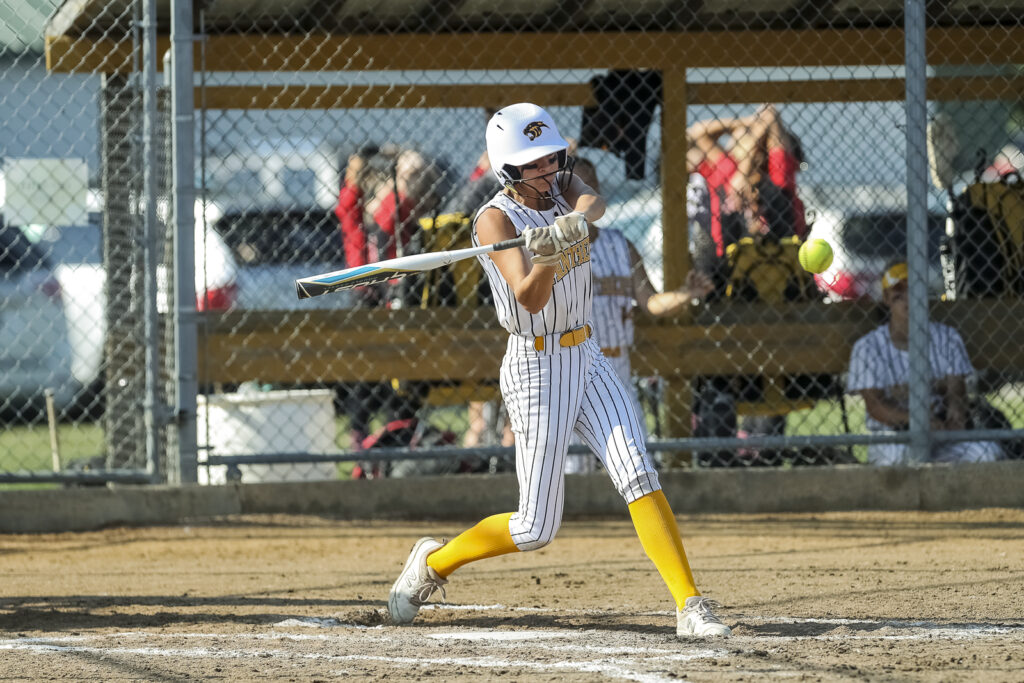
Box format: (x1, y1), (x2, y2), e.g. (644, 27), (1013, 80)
(846, 261), (1002, 466)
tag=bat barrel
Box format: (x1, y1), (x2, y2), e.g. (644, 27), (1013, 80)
(293, 236), (527, 300)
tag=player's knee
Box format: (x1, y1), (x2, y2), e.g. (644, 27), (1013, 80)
(616, 471), (662, 503)
(965, 441), (1001, 463)
(515, 534), (555, 552)
(512, 524), (560, 552)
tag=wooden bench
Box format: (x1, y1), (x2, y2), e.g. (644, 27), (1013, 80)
(197, 299), (1024, 385)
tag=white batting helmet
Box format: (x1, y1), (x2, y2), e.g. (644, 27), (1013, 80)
(486, 103), (570, 189)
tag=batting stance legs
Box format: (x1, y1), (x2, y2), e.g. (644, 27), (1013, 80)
(388, 336), (729, 636)
(499, 336), (656, 550)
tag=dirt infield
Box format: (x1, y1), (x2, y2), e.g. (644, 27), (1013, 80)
(2, 509), (1022, 681)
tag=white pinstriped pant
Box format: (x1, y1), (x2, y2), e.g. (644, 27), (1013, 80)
(500, 333), (661, 551)
(867, 439), (1002, 465)
(565, 346), (646, 474)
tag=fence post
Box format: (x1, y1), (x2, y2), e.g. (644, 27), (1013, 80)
(659, 63), (693, 468)
(904, 0), (932, 464)
(169, 0), (198, 484)
(142, 0), (164, 481)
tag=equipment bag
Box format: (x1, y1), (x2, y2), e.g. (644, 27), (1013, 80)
(724, 234), (817, 305)
(415, 211), (477, 307)
(948, 175), (1024, 298)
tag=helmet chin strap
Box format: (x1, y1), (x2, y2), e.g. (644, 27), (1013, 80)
(506, 158), (576, 202)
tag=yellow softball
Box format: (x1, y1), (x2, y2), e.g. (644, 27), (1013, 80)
(798, 238), (834, 274)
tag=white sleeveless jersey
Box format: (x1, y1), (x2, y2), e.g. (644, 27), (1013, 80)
(473, 186), (592, 336)
(589, 228), (634, 350)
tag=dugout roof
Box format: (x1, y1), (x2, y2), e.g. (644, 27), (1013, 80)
(41, 0), (1024, 38)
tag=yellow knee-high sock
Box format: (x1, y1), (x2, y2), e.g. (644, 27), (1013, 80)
(426, 512), (520, 578)
(628, 490), (699, 609)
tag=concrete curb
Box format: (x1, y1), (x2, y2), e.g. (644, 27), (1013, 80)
(2, 462), (1022, 533)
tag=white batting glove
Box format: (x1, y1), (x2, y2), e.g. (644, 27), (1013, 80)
(523, 226), (563, 256)
(553, 211), (588, 243)
(523, 213), (588, 258)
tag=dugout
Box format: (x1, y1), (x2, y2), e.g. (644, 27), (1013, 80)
(44, 1), (1024, 465)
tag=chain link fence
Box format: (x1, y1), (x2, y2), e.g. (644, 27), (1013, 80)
(3, 1), (1024, 484)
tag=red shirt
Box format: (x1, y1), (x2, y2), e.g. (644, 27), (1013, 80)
(697, 152), (738, 257)
(334, 183), (415, 266)
(468, 163), (488, 182)
(335, 182), (367, 267)
(767, 147), (806, 238)
(371, 191), (416, 261)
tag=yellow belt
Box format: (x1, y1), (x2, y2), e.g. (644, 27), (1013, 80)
(534, 324), (592, 352)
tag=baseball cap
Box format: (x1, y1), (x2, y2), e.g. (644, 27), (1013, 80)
(881, 262), (909, 290)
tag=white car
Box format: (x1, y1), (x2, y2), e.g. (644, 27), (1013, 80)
(0, 223), (78, 417)
(201, 202), (353, 311)
(30, 219), (106, 399)
(32, 198), (353, 407)
(802, 186), (946, 301)
(155, 198), (241, 313)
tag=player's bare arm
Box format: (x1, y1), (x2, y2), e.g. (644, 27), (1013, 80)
(476, 206), (555, 314)
(936, 375), (969, 430)
(561, 172), (606, 223)
(860, 388), (909, 428)
(860, 387), (943, 430)
(627, 243), (712, 316)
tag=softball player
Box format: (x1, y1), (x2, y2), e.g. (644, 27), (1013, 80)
(388, 103), (730, 638)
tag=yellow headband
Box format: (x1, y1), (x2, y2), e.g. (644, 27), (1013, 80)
(881, 262), (909, 290)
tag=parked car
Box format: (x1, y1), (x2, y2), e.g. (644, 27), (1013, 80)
(20, 205), (240, 414)
(156, 199), (352, 312)
(156, 198), (241, 313)
(30, 217), (106, 411)
(206, 204), (352, 311)
(0, 222), (78, 418)
(802, 186), (946, 300)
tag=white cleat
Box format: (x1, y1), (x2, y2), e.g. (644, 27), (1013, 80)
(388, 537), (447, 625)
(677, 596), (732, 637)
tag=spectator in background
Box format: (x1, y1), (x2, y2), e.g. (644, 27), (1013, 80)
(686, 104), (806, 257)
(334, 145), (442, 472)
(684, 111), (813, 466)
(847, 260), (1002, 465)
(441, 109), (502, 219)
(337, 145), (442, 284)
(687, 171), (717, 279)
(566, 157), (713, 473)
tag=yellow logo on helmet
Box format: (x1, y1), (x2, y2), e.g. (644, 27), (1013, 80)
(523, 121), (548, 140)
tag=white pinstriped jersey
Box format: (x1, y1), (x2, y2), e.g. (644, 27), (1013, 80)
(470, 183), (660, 551)
(846, 321), (1000, 465)
(590, 228), (634, 351)
(847, 322), (973, 433)
(474, 185), (592, 336)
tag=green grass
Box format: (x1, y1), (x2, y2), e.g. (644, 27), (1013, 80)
(0, 422), (105, 471)
(785, 396), (869, 463)
(985, 388), (1024, 429)
(0, 421), (105, 489)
